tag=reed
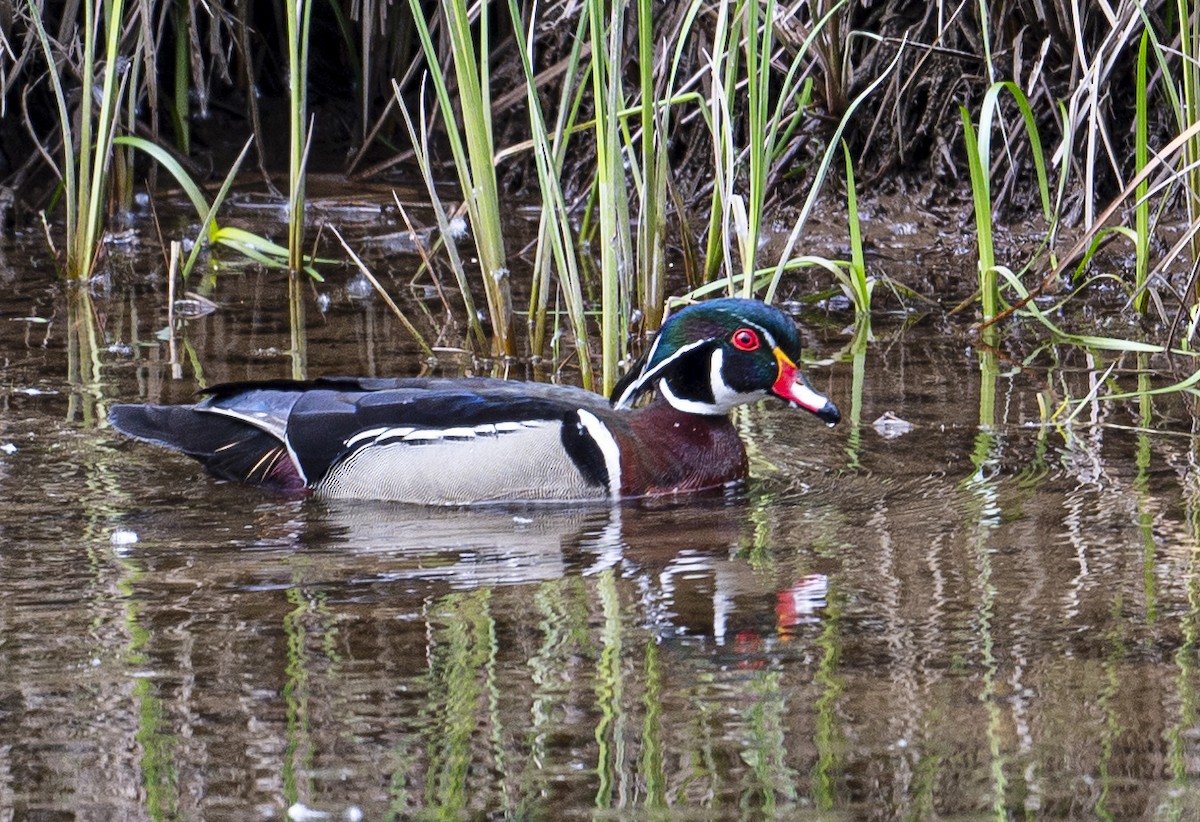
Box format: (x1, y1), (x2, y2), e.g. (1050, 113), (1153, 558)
(115, 136), (261, 278)
(505, 0), (594, 389)
(406, 0), (516, 359)
(733, 0), (823, 297)
(960, 81), (1051, 324)
(114, 134), (330, 284)
(1132, 4), (1200, 323)
(961, 110), (997, 325)
(841, 141), (872, 318)
(283, 0), (315, 384)
(737, 0), (770, 297)
(170, 1), (191, 155)
(1134, 30), (1150, 315)
(976, 114), (1200, 340)
(701, 0), (735, 288)
(29, 0), (130, 280)
(503, 1), (706, 380)
(706, 141), (875, 325)
(586, 0), (634, 392)
(287, 260), (307, 380)
(286, 0), (314, 277)
(1177, 0), (1200, 277)
(17, 0), (1200, 374)
(392, 82), (488, 353)
(521, 7), (591, 365)
(763, 42), (903, 304)
(629, 0), (674, 332)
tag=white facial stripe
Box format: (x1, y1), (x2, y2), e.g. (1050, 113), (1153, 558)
(614, 338), (709, 409)
(613, 334), (663, 408)
(659, 379), (723, 415)
(710, 348), (726, 399)
(576, 409), (622, 498)
(735, 316), (777, 349)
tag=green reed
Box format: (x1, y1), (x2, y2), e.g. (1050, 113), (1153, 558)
(697, 0), (866, 304)
(841, 141), (871, 318)
(634, 0), (664, 330)
(711, 140), (875, 327)
(762, 39), (902, 304)
(525, 8), (590, 365)
(503, 0), (708, 383)
(735, 0), (817, 298)
(960, 81), (1051, 324)
(115, 134), (329, 286)
(629, 0), (679, 333)
(286, 0), (313, 277)
(407, 0), (516, 359)
(736, 0), (769, 296)
(506, 0), (594, 388)
(393, 82), (488, 352)
(171, 1), (191, 155)
(1177, 0), (1200, 272)
(586, 0), (634, 392)
(285, 0), (315, 381)
(1130, 4), (1200, 323)
(30, 0), (128, 281)
(1135, 30), (1151, 315)
(26, 0), (1200, 382)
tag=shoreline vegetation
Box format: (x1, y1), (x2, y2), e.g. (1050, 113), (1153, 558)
(3, 1), (1200, 399)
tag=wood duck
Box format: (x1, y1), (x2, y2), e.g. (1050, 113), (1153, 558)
(108, 298), (840, 504)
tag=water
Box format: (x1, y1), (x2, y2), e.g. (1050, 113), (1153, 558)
(3, 216), (1200, 820)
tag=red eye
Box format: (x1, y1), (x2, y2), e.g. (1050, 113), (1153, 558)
(732, 328), (760, 351)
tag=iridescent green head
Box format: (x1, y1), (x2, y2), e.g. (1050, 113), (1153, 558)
(611, 298), (840, 424)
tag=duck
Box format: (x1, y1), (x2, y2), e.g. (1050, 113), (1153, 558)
(108, 297), (840, 504)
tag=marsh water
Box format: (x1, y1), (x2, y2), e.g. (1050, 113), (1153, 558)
(3, 198), (1200, 821)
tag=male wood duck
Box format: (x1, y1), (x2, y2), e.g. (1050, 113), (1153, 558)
(108, 298), (839, 504)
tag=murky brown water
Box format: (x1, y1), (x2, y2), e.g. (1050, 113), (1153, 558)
(3, 203), (1200, 820)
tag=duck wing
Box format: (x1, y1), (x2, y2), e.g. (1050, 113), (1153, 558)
(110, 378), (616, 502)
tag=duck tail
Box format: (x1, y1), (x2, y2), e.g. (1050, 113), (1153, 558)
(108, 404), (307, 492)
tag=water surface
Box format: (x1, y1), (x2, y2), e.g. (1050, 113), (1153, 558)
(2, 216), (1200, 820)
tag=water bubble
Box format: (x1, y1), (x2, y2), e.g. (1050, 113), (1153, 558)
(111, 529), (139, 546)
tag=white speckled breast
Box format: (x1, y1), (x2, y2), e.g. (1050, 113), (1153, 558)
(315, 420), (609, 504)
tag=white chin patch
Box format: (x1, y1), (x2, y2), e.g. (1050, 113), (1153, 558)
(660, 349), (763, 415)
(709, 349), (767, 412)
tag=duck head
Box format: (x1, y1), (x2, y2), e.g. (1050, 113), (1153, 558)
(610, 298), (841, 424)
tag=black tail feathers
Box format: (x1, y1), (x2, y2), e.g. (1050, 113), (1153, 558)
(108, 404), (306, 492)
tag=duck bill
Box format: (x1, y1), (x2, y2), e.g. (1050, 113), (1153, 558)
(772, 348), (841, 426)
